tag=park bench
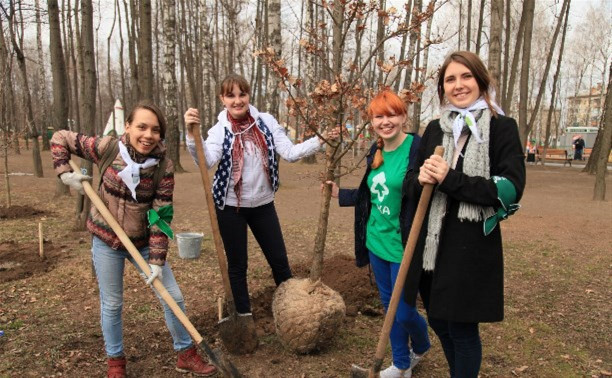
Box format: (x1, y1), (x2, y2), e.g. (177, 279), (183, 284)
(535, 148), (572, 166)
(583, 148), (592, 160)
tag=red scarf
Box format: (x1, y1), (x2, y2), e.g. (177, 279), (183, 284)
(228, 111), (270, 207)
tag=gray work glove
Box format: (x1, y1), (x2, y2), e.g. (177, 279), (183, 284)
(145, 264), (163, 285)
(60, 171), (92, 194)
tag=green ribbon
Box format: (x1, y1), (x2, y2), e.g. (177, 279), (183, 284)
(483, 176), (520, 236)
(148, 205), (174, 240)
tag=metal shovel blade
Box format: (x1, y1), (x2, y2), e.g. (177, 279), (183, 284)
(197, 340), (242, 378)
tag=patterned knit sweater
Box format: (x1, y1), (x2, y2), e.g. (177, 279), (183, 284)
(51, 130), (174, 265)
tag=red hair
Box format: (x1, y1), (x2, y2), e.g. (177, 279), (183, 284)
(368, 90), (408, 169)
(367, 90), (407, 119)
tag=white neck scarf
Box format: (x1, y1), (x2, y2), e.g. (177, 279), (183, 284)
(117, 141), (159, 200)
(442, 97), (505, 148)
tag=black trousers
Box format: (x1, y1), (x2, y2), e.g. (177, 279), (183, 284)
(215, 202), (292, 313)
(420, 271), (482, 378)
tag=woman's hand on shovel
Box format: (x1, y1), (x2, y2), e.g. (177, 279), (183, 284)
(145, 264), (163, 285)
(184, 108), (201, 138)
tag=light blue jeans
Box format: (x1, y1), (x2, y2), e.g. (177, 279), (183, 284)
(369, 251), (431, 370)
(92, 236), (192, 357)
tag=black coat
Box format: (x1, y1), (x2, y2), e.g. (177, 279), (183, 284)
(404, 115), (526, 323)
(338, 134), (421, 267)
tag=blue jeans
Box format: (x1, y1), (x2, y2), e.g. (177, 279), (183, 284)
(92, 236), (192, 357)
(369, 251), (430, 369)
(427, 318), (481, 378)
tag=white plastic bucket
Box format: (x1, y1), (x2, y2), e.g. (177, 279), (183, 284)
(176, 232), (203, 259)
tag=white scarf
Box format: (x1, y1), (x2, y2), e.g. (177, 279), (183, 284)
(441, 97), (505, 148)
(117, 141), (159, 201)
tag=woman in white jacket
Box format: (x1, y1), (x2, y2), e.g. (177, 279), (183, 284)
(184, 74), (335, 318)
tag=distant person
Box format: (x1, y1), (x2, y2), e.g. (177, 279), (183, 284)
(326, 90), (430, 378)
(404, 51), (526, 378)
(573, 135), (585, 160)
(51, 102), (217, 378)
(183, 74), (338, 323)
(526, 141), (536, 165)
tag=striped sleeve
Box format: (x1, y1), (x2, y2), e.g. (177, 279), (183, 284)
(50, 130), (115, 176)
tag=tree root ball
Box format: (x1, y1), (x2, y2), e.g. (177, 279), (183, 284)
(272, 277), (346, 354)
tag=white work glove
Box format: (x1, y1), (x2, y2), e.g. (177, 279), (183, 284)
(145, 264), (163, 285)
(60, 171), (92, 194)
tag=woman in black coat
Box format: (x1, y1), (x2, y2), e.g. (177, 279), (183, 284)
(404, 51), (526, 377)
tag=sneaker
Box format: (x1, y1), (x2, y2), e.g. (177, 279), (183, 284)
(107, 356), (126, 378)
(176, 346), (217, 377)
(380, 364), (412, 378)
(409, 348), (425, 369)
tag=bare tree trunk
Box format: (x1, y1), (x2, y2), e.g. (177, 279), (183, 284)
(35, 0), (50, 151)
(265, 0), (281, 114)
(593, 62), (611, 200)
(69, 0), (82, 133)
(116, 0), (127, 109)
(403, 0), (421, 91)
(488, 0), (503, 88)
(393, 0), (413, 92)
(521, 0), (569, 147)
(107, 2), (118, 103)
(0, 16), (13, 206)
(517, 0), (534, 148)
(76, 0), (98, 230)
(376, 0), (386, 85)
(466, 0), (472, 51)
(163, 0), (183, 172)
(48, 0), (71, 196)
(501, 0), (510, 99)
(7, 2), (44, 177)
(502, 0), (526, 112)
(139, 0), (153, 100)
(414, 0), (435, 132)
(542, 0), (570, 166)
(475, 0), (485, 55)
(310, 0), (345, 282)
(126, 0), (140, 105)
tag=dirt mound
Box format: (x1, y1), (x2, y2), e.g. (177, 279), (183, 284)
(0, 205), (48, 219)
(193, 255), (380, 343)
(0, 241), (65, 283)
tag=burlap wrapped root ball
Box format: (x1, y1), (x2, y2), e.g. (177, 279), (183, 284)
(272, 277), (346, 354)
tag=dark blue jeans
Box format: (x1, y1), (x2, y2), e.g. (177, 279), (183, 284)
(428, 318), (481, 378)
(369, 251), (430, 369)
(216, 202), (291, 313)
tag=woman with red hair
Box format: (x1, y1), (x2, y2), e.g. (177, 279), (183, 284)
(327, 90), (429, 377)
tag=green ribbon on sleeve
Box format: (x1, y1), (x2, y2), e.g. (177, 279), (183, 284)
(147, 205), (174, 240)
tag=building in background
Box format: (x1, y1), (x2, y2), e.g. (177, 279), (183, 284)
(566, 83), (605, 129)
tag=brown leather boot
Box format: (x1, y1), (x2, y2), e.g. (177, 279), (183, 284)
(176, 346), (217, 376)
(107, 356), (127, 378)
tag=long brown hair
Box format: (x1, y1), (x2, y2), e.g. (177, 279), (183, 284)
(125, 101), (167, 139)
(437, 51), (498, 117)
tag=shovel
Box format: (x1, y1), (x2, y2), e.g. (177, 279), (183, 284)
(351, 146), (444, 378)
(190, 124), (259, 355)
(69, 160), (241, 378)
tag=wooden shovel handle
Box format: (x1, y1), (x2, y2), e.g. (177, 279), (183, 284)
(370, 145), (445, 377)
(190, 126), (234, 308)
(68, 160), (204, 345)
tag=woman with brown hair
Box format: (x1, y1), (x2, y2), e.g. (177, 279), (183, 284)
(51, 102), (217, 377)
(184, 74), (337, 322)
(404, 51), (525, 377)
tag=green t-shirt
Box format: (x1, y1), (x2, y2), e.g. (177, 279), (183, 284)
(365, 134), (413, 263)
